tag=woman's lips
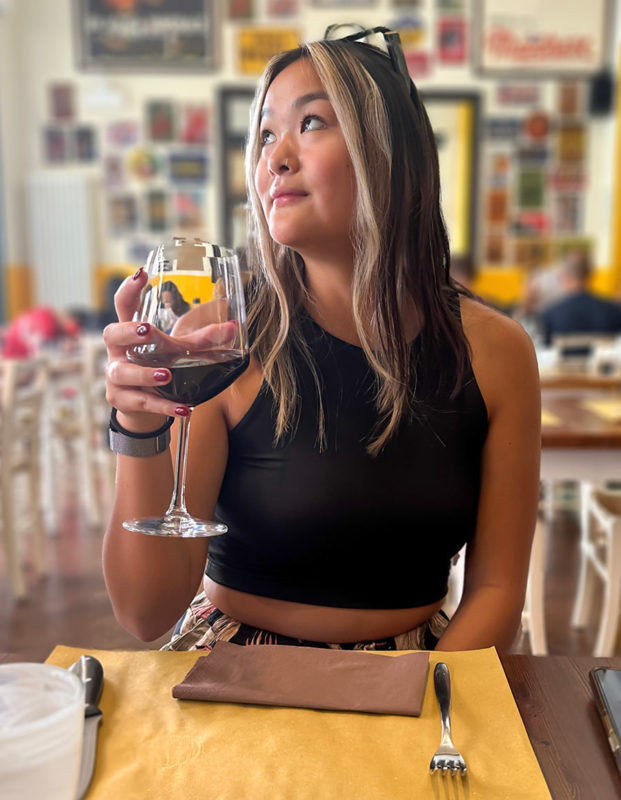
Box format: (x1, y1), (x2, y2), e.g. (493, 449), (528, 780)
(271, 191), (307, 208)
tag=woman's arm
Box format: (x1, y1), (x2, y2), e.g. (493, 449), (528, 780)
(101, 271), (230, 641)
(435, 298), (541, 652)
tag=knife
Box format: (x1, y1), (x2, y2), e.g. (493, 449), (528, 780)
(69, 655), (104, 800)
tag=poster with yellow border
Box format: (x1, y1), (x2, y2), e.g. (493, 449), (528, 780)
(238, 28), (301, 75)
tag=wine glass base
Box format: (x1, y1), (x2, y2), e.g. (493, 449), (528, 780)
(122, 512), (227, 538)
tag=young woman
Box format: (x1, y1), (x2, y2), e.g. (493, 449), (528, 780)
(160, 281), (191, 317)
(102, 28), (540, 652)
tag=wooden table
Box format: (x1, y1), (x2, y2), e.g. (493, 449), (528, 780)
(501, 654), (621, 799)
(541, 387), (621, 482)
(2, 651), (619, 797)
(540, 370), (621, 391)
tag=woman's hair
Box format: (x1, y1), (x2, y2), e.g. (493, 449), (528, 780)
(244, 35), (471, 455)
(160, 281), (190, 316)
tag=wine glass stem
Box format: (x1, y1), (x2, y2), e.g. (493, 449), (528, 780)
(166, 413), (191, 516)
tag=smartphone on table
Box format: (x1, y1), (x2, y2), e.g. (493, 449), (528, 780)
(590, 667), (621, 775)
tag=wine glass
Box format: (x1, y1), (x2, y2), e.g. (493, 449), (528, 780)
(123, 237), (249, 538)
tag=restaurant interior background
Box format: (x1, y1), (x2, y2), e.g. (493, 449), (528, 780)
(1, 0), (621, 319)
(1, 0), (621, 658)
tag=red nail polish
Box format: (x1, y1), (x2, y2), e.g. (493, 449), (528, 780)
(175, 406), (190, 417)
(153, 369), (170, 382)
(132, 267), (144, 280)
(136, 323), (150, 336)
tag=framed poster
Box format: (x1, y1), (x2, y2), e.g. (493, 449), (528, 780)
(516, 168), (545, 211)
(146, 101), (175, 142)
(237, 27), (300, 75)
(43, 127), (70, 163)
(437, 17), (468, 65)
(218, 87), (255, 247)
(180, 104), (209, 144)
(557, 123), (587, 163)
(558, 82), (585, 117)
(74, 126), (97, 161)
(73, 0), (218, 72)
(169, 152), (209, 183)
(421, 91), (481, 260)
(473, 0), (612, 76)
(49, 83), (75, 122)
(310, 0), (378, 5)
(103, 154), (125, 188)
(554, 192), (583, 233)
(109, 195), (138, 236)
(146, 189), (169, 232)
(228, 0), (253, 18)
(106, 120), (139, 148)
(173, 190), (205, 229)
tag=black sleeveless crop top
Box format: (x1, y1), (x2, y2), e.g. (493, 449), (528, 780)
(206, 310), (488, 609)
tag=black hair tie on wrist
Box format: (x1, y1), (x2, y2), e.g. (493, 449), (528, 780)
(109, 407), (175, 439)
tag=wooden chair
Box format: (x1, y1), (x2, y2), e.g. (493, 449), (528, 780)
(443, 513), (548, 655)
(40, 336), (111, 532)
(551, 333), (618, 374)
(520, 515), (547, 655)
(81, 334), (115, 512)
(572, 483), (621, 656)
(0, 357), (48, 598)
(589, 338), (621, 378)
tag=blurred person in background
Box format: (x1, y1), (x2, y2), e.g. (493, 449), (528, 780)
(538, 250), (621, 346)
(1, 306), (80, 359)
(510, 261), (566, 343)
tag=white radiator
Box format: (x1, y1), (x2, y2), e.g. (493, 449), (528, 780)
(26, 171), (95, 310)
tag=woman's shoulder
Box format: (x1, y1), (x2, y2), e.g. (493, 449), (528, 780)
(459, 294), (531, 344)
(459, 295), (539, 416)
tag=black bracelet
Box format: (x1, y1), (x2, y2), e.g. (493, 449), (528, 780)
(109, 407), (175, 439)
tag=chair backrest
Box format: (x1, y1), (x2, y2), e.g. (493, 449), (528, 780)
(593, 487), (621, 519)
(80, 334), (110, 437)
(0, 356), (48, 460)
(551, 333), (619, 373)
(589, 338), (621, 377)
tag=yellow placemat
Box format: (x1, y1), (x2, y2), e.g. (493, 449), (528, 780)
(581, 398), (621, 422)
(47, 645), (551, 800)
(541, 409), (561, 426)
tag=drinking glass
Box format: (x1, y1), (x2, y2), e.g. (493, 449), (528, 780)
(0, 663), (84, 800)
(123, 237), (249, 537)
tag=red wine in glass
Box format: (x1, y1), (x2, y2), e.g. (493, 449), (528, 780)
(122, 238), (249, 538)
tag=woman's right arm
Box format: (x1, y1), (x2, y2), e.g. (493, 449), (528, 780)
(101, 270), (229, 641)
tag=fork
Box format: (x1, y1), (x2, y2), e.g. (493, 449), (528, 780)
(429, 662), (467, 777)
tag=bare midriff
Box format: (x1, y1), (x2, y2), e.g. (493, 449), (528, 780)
(203, 576), (444, 643)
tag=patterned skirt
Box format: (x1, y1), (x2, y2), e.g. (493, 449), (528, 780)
(161, 591), (450, 652)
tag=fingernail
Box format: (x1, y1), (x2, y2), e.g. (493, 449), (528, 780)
(136, 323), (150, 336)
(175, 406), (190, 417)
(153, 369), (170, 382)
(132, 267), (144, 280)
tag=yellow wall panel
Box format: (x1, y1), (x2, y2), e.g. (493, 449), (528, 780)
(3, 264), (33, 321)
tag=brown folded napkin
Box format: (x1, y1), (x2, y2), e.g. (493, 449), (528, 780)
(172, 641), (429, 716)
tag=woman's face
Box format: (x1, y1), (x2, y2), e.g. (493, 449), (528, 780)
(254, 58), (356, 261)
(161, 290), (173, 308)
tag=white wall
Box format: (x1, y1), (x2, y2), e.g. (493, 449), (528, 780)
(0, 0), (28, 265)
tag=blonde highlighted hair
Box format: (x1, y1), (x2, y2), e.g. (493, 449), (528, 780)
(244, 37), (470, 456)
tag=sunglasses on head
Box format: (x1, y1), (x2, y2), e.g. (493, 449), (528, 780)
(323, 24), (412, 97)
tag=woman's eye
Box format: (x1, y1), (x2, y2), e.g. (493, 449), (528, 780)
(260, 129), (275, 146)
(301, 115), (325, 132)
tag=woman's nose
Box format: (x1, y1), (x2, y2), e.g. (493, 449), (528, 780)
(267, 147), (296, 176)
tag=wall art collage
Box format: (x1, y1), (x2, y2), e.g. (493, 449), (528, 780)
(39, 0), (611, 267)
